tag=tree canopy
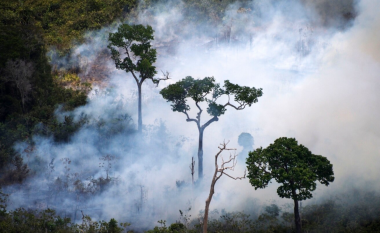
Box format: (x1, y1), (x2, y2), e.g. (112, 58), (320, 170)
(246, 137), (335, 232)
(108, 24), (157, 83)
(108, 23), (168, 133)
(160, 76), (262, 179)
(0, 0), (136, 53)
(160, 76), (263, 120)
(247, 137), (334, 199)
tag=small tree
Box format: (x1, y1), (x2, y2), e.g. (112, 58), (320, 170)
(246, 137), (335, 233)
(108, 24), (168, 133)
(99, 154), (114, 180)
(160, 76), (262, 179)
(203, 141), (245, 233)
(3, 59), (33, 112)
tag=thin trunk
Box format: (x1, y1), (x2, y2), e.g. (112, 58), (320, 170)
(203, 185), (213, 233)
(190, 157), (195, 186)
(137, 83), (142, 133)
(198, 129), (204, 179)
(293, 189), (302, 233)
(299, 200), (302, 229)
(203, 158), (218, 233)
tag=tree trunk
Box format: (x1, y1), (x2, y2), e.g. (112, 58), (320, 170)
(137, 83), (142, 133)
(203, 186), (213, 233)
(293, 194), (302, 233)
(203, 158), (218, 233)
(191, 157), (195, 186)
(198, 129), (204, 179)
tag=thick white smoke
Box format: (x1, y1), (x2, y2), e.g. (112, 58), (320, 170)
(6, 0), (380, 230)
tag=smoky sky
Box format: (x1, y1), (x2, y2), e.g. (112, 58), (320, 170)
(6, 0), (380, 229)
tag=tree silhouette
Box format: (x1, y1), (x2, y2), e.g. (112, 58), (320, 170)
(246, 137), (335, 233)
(160, 76), (262, 179)
(108, 24), (168, 133)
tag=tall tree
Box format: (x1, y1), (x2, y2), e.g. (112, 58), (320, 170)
(160, 76), (262, 179)
(246, 137), (335, 233)
(203, 141), (245, 233)
(108, 24), (168, 133)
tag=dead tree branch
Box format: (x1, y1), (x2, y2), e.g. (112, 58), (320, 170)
(203, 141), (246, 233)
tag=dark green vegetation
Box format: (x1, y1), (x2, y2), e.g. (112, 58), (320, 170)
(0, 0), (136, 53)
(108, 23), (168, 133)
(0, 191), (130, 233)
(0, 0), (137, 186)
(200, 190), (380, 233)
(1, 188), (380, 232)
(140, 190), (380, 232)
(246, 137), (335, 233)
(160, 76), (262, 179)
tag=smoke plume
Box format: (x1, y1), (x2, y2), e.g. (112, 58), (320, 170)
(5, 0), (380, 230)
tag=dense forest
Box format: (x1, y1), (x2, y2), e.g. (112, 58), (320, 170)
(1, 0), (379, 232)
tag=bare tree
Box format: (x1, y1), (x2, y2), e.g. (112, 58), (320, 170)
(189, 157), (195, 186)
(3, 59), (34, 112)
(203, 141), (246, 233)
(99, 154), (115, 180)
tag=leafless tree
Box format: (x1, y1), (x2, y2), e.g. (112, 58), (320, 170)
(203, 141), (246, 233)
(3, 59), (34, 112)
(189, 157), (195, 186)
(99, 154), (114, 180)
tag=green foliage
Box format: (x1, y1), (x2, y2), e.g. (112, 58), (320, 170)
(244, 147), (272, 189)
(108, 23), (166, 132)
(0, 154), (30, 186)
(224, 80), (263, 109)
(160, 76), (261, 178)
(108, 24), (157, 83)
(246, 137), (335, 201)
(247, 137), (334, 233)
(160, 76), (215, 113)
(0, 122), (31, 186)
(146, 220), (189, 233)
(300, 191), (380, 232)
(0, 0), (137, 53)
(0, 208), (73, 232)
(146, 220), (168, 233)
(48, 115), (89, 142)
(77, 215), (129, 233)
(160, 76), (262, 118)
(207, 212), (253, 233)
(0, 207), (130, 233)
(0, 189), (8, 216)
(169, 222), (186, 232)
(0, 0), (93, 186)
(0, 190), (379, 233)
(146, 191), (380, 232)
(55, 72), (80, 84)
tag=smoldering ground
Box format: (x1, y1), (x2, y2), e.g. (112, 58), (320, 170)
(4, 0), (380, 230)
